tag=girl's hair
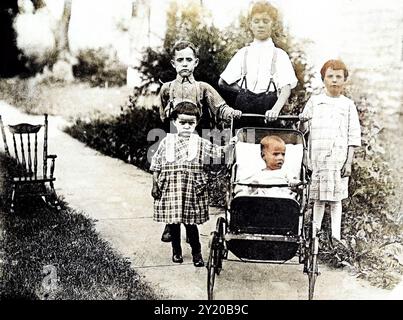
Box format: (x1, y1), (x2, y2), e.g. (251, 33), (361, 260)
(171, 40), (198, 58)
(260, 135), (285, 153)
(248, 1), (279, 22)
(320, 59), (349, 81)
(171, 101), (201, 120)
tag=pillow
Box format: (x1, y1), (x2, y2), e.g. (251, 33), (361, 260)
(235, 142), (265, 181)
(235, 142), (303, 181)
(282, 144), (304, 179)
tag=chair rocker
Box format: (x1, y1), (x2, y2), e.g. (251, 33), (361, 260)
(0, 114), (60, 213)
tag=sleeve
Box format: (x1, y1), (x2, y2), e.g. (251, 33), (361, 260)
(301, 97), (314, 119)
(149, 138), (166, 171)
(347, 101), (362, 147)
(202, 82), (236, 120)
(275, 49), (298, 90)
(159, 83), (170, 122)
(201, 138), (225, 162)
(219, 47), (246, 86)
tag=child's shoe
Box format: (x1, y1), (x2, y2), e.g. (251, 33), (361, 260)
(192, 253), (204, 267)
(172, 254), (183, 263)
(172, 247), (183, 263)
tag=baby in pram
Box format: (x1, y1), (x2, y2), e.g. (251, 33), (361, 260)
(234, 135), (301, 199)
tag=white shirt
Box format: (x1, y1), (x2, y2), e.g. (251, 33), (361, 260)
(220, 38), (298, 94)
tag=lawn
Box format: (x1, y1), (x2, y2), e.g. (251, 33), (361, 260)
(0, 154), (159, 300)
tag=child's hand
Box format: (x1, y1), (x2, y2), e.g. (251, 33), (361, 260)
(298, 113), (311, 122)
(232, 110), (242, 119)
(228, 136), (238, 148)
(265, 109), (280, 122)
(341, 161), (352, 178)
(288, 177), (301, 187)
(151, 184), (161, 199)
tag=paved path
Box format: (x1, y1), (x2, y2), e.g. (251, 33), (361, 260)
(0, 101), (401, 300)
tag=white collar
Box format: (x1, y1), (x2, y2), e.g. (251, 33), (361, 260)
(251, 38), (274, 48)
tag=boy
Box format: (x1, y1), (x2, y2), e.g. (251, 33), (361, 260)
(160, 40), (242, 132)
(159, 40), (242, 242)
(219, 1), (297, 121)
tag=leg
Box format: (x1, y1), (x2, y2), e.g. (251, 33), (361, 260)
(170, 223), (183, 263)
(313, 200), (326, 232)
(329, 201), (343, 240)
(185, 224), (204, 267)
(48, 182), (61, 210)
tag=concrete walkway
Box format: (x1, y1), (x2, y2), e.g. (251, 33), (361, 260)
(0, 101), (401, 300)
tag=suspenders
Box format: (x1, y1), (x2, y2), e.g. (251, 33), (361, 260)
(239, 45), (278, 93)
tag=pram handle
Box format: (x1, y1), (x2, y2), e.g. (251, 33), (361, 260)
(240, 113), (300, 121)
(235, 181), (307, 188)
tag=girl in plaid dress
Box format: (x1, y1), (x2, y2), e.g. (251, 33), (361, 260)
(299, 60), (361, 244)
(150, 101), (235, 266)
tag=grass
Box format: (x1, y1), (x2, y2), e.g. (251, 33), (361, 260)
(0, 154), (159, 300)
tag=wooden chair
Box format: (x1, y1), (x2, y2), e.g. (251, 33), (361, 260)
(0, 114), (60, 213)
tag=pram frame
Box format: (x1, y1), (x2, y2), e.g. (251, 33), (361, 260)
(206, 114), (319, 300)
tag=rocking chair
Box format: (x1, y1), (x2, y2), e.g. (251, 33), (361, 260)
(0, 114), (60, 213)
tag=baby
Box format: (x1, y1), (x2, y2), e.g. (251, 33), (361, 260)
(236, 135), (299, 198)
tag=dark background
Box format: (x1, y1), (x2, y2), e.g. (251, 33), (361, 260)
(0, 0), (27, 77)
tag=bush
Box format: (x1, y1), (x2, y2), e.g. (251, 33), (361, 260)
(65, 99), (163, 172)
(73, 47), (127, 87)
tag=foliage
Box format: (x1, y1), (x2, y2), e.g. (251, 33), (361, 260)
(65, 99), (163, 172)
(0, 153), (158, 300)
(73, 47), (127, 87)
(318, 97), (403, 289)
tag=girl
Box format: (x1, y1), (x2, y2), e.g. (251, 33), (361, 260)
(150, 101), (235, 266)
(219, 1), (297, 121)
(299, 59), (361, 244)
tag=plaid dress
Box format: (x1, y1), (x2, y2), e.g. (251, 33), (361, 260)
(150, 134), (225, 224)
(301, 94), (361, 201)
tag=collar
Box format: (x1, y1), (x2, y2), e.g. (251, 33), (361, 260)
(251, 38), (274, 48)
(175, 74), (195, 84)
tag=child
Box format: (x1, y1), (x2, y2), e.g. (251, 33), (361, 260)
(160, 40), (242, 131)
(219, 1), (297, 121)
(236, 135), (299, 198)
(150, 101), (236, 267)
(299, 59), (361, 244)
(159, 40), (241, 242)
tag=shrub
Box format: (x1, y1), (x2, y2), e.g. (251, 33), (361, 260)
(72, 47), (127, 87)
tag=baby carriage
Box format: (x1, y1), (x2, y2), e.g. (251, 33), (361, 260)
(206, 114), (320, 300)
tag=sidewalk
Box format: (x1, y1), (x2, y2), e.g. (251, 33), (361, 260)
(0, 101), (400, 300)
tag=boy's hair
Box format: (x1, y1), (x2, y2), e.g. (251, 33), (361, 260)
(171, 40), (198, 58)
(320, 59), (349, 81)
(248, 1), (278, 22)
(171, 100), (201, 120)
(260, 135), (285, 153)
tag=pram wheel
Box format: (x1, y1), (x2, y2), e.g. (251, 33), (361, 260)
(207, 231), (219, 300)
(305, 222), (319, 300)
(207, 217), (227, 300)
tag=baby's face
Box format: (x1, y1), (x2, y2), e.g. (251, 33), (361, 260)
(171, 47), (199, 78)
(249, 12), (273, 41)
(323, 68), (346, 97)
(262, 141), (285, 170)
